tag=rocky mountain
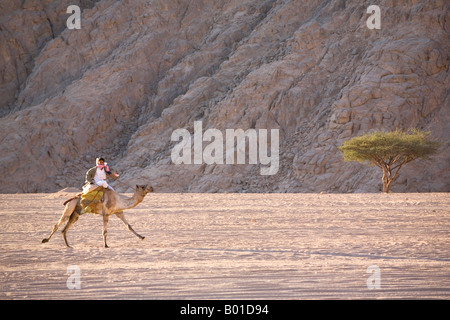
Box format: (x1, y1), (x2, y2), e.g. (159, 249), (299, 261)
(0, 0), (449, 193)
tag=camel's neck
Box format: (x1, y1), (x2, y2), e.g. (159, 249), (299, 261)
(116, 192), (144, 210)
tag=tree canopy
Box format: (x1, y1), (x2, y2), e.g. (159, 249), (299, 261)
(339, 129), (440, 192)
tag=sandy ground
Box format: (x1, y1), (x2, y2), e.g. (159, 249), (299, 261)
(0, 191), (449, 300)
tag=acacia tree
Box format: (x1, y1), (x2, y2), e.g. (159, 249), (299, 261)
(338, 129), (440, 193)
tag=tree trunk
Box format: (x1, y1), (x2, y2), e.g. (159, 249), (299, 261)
(381, 160), (407, 193)
(381, 167), (392, 193)
(383, 179), (393, 193)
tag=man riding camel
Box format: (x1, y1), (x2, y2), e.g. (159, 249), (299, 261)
(85, 157), (120, 191)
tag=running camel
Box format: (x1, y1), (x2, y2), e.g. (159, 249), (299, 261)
(42, 185), (153, 248)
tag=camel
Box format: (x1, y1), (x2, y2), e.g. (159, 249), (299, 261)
(42, 184), (153, 248)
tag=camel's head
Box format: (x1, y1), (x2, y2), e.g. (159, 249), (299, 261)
(136, 184), (153, 196)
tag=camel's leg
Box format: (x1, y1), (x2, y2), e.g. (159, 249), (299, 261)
(115, 212), (145, 241)
(42, 199), (77, 244)
(61, 211), (80, 248)
(102, 214), (110, 248)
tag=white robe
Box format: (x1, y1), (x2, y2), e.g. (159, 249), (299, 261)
(93, 167), (113, 190)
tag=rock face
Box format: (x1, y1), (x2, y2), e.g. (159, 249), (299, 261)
(0, 0), (449, 193)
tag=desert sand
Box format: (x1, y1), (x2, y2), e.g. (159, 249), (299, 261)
(0, 191), (449, 300)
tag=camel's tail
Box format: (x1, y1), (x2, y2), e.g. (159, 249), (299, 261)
(63, 193), (82, 206)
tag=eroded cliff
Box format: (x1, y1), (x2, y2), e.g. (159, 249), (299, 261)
(0, 0), (449, 193)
